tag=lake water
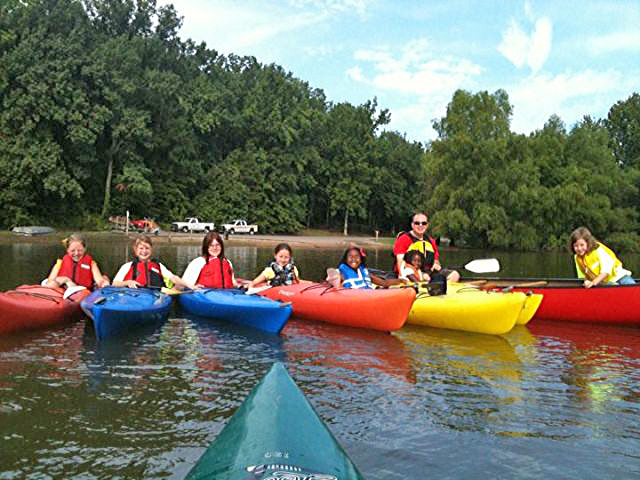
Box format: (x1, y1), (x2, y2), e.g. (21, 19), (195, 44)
(1, 237), (640, 479)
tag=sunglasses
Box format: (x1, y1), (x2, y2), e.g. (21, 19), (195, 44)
(413, 221), (429, 226)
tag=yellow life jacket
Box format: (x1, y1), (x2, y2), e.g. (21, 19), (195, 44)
(406, 236), (437, 269)
(574, 243), (623, 283)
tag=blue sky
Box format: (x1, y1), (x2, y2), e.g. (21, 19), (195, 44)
(158, 0), (640, 143)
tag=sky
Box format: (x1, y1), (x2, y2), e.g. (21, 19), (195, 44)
(157, 0), (640, 143)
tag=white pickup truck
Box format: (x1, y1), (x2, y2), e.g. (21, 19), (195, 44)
(220, 219), (258, 235)
(170, 217), (215, 233)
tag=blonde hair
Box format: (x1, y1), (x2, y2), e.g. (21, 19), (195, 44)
(569, 227), (598, 253)
(134, 234), (153, 249)
(62, 233), (86, 249)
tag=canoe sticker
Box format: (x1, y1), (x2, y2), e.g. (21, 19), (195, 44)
(246, 462), (337, 480)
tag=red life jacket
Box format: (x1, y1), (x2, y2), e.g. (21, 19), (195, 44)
(58, 254), (94, 288)
(196, 257), (234, 288)
(123, 259), (164, 288)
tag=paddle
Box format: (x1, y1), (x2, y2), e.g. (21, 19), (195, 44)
(461, 258), (500, 274)
(63, 285), (87, 299)
(370, 258), (500, 279)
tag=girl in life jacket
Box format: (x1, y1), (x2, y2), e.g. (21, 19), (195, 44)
(247, 243), (299, 288)
(335, 246), (403, 289)
(46, 234), (110, 289)
(399, 250), (429, 283)
(182, 232), (238, 288)
(570, 226), (635, 288)
(112, 235), (196, 290)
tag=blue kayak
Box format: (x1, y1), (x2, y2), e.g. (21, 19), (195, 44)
(178, 288), (292, 334)
(81, 287), (173, 340)
(185, 362), (365, 479)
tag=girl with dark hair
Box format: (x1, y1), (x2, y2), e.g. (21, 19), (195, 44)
(570, 226), (635, 288)
(248, 243), (299, 288)
(336, 245), (401, 289)
(399, 250), (429, 283)
(182, 232), (238, 288)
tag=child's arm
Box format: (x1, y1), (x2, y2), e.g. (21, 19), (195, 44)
(91, 261), (110, 288)
(584, 272), (608, 288)
(169, 274), (197, 291)
(371, 274), (405, 288)
(45, 259), (68, 287)
(247, 272), (267, 289)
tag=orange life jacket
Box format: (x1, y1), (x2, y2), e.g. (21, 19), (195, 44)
(196, 257), (234, 288)
(58, 254), (94, 288)
(123, 259), (164, 288)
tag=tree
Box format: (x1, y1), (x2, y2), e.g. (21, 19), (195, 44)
(607, 93), (640, 168)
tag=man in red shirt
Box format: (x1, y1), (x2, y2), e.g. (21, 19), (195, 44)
(393, 212), (460, 282)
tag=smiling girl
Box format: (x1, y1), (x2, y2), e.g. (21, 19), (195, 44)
(570, 227), (635, 288)
(247, 243), (299, 288)
(46, 234), (110, 289)
(182, 232), (238, 288)
(112, 235), (195, 289)
(337, 245), (402, 289)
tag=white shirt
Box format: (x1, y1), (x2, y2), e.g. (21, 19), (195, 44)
(399, 261), (427, 281)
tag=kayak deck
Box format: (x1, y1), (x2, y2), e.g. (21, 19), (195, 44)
(178, 288), (292, 334)
(0, 285), (89, 335)
(259, 282), (415, 331)
(81, 287), (173, 340)
(186, 362), (365, 480)
(407, 283), (531, 335)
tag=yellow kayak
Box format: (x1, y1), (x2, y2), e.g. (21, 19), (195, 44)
(517, 292), (543, 325)
(406, 283), (532, 335)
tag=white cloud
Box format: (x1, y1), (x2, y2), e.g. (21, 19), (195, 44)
(588, 31), (640, 55)
(347, 38), (483, 140)
(288, 0), (372, 16)
(349, 39), (482, 96)
(497, 10), (552, 73)
(156, 0), (347, 55)
(508, 69), (624, 134)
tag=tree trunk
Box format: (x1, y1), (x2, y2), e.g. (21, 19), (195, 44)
(343, 208), (349, 236)
(101, 151), (113, 218)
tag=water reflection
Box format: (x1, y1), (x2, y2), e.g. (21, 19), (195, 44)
(2, 239), (640, 479)
(283, 320), (415, 384)
(528, 320), (640, 416)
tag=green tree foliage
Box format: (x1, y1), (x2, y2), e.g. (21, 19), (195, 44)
(426, 90), (640, 251)
(607, 93), (640, 168)
(0, 0), (638, 247)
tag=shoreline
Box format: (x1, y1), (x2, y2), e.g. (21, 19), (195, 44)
(0, 230), (394, 250)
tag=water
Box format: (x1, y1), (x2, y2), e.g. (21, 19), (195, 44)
(1, 237), (640, 479)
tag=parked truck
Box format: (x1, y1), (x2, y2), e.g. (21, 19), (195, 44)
(219, 219), (258, 235)
(170, 217), (215, 233)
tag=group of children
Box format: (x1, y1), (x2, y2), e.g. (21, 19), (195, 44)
(45, 226), (635, 293)
(45, 232), (302, 292)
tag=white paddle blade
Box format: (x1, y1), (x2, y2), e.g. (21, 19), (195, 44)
(63, 285), (87, 299)
(464, 258), (500, 273)
(246, 285), (272, 295)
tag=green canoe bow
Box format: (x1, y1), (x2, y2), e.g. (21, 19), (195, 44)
(186, 362), (365, 480)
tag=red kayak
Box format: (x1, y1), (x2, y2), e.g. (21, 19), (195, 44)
(257, 282), (416, 331)
(0, 285), (90, 335)
(470, 278), (640, 326)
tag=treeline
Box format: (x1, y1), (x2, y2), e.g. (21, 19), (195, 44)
(1, 1), (639, 250)
(426, 90), (640, 251)
(0, 0), (423, 234)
